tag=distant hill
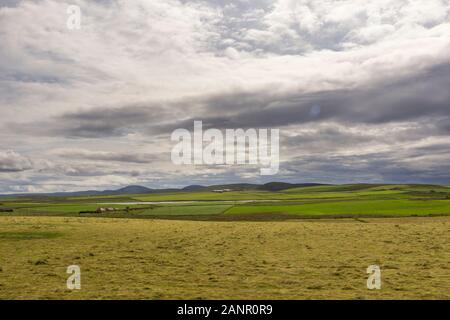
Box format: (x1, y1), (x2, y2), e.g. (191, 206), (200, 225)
(203, 182), (324, 192)
(205, 183), (261, 191)
(102, 185), (154, 195)
(0, 182), (327, 198)
(182, 185), (208, 192)
(259, 182), (323, 191)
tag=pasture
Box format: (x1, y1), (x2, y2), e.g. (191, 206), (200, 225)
(0, 184), (449, 299)
(0, 216), (448, 299)
(1, 184), (449, 220)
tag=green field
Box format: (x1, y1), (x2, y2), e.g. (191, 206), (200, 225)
(139, 205), (232, 216)
(225, 200), (450, 217)
(1, 184), (449, 220)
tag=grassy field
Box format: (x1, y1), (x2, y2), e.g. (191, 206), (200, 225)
(225, 200), (450, 217)
(1, 185), (449, 299)
(139, 205), (232, 216)
(1, 184), (449, 220)
(0, 216), (448, 299)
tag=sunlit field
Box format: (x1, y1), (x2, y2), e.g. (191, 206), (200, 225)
(0, 216), (448, 300)
(1, 184), (450, 220)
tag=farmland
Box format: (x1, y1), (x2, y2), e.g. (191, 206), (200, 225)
(0, 184), (449, 299)
(1, 184), (449, 220)
(0, 216), (448, 299)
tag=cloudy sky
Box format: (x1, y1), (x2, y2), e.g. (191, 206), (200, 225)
(1, 0), (450, 193)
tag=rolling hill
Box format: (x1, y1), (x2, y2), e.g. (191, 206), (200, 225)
(0, 182), (326, 197)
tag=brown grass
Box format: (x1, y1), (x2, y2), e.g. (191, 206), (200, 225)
(0, 216), (448, 299)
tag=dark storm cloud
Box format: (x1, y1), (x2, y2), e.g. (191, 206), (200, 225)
(138, 62), (450, 135)
(52, 149), (164, 164)
(168, 62), (450, 131)
(6, 62), (450, 140)
(283, 151), (450, 185)
(55, 106), (159, 138)
(281, 126), (375, 152)
(435, 117), (450, 134)
(7, 105), (176, 138)
(0, 0), (21, 8)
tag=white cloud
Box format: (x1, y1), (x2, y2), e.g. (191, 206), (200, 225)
(0, 0), (450, 191)
(0, 150), (33, 172)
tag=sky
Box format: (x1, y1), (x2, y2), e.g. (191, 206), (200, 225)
(0, 0), (450, 193)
